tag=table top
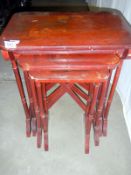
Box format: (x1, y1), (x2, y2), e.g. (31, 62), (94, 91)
(17, 53), (120, 71)
(0, 10), (131, 54)
(29, 69), (109, 83)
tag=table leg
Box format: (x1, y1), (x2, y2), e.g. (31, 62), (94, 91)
(30, 79), (42, 148)
(99, 70), (113, 137)
(103, 60), (123, 136)
(42, 83), (49, 150)
(37, 82), (48, 151)
(94, 81), (108, 146)
(8, 52), (31, 137)
(85, 83), (99, 154)
(24, 71), (37, 136)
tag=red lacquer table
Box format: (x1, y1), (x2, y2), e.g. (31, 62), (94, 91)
(0, 10), (131, 153)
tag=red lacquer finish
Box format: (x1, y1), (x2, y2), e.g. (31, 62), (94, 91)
(0, 11), (131, 54)
(0, 10), (131, 154)
(28, 69), (109, 152)
(16, 53), (120, 71)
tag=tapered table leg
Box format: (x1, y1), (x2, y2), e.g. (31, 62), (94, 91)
(24, 71), (37, 136)
(94, 81), (108, 146)
(8, 52), (31, 137)
(37, 82), (48, 151)
(99, 70), (113, 137)
(85, 83), (99, 154)
(30, 79), (42, 148)
(103, 60), (123, 136)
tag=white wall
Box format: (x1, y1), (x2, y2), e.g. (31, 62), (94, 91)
(86, 0), (97, 5)
(97, 0), (131, 142)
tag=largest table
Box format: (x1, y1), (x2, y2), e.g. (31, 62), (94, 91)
(0, 10), (131, 144)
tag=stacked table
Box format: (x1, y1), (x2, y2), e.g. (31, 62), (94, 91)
(0, 10), (131, 154)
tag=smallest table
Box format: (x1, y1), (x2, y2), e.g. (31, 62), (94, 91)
(28, 68), (109, 153)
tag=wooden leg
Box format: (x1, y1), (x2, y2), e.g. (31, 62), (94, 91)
(30, 79), (42, 148)
(85, 83), (99, 154)
(37, 82), (48, 151)
(85, 117), (92, 154)
(24, 71), (37, 136)
(99, 69), (112, 137)
(103, 60), (123, 136)
(8, 52), (31, 137)
(94, 81), (108, 146)
(31, 117), (37, 136)
(42, 83), (49, 151)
